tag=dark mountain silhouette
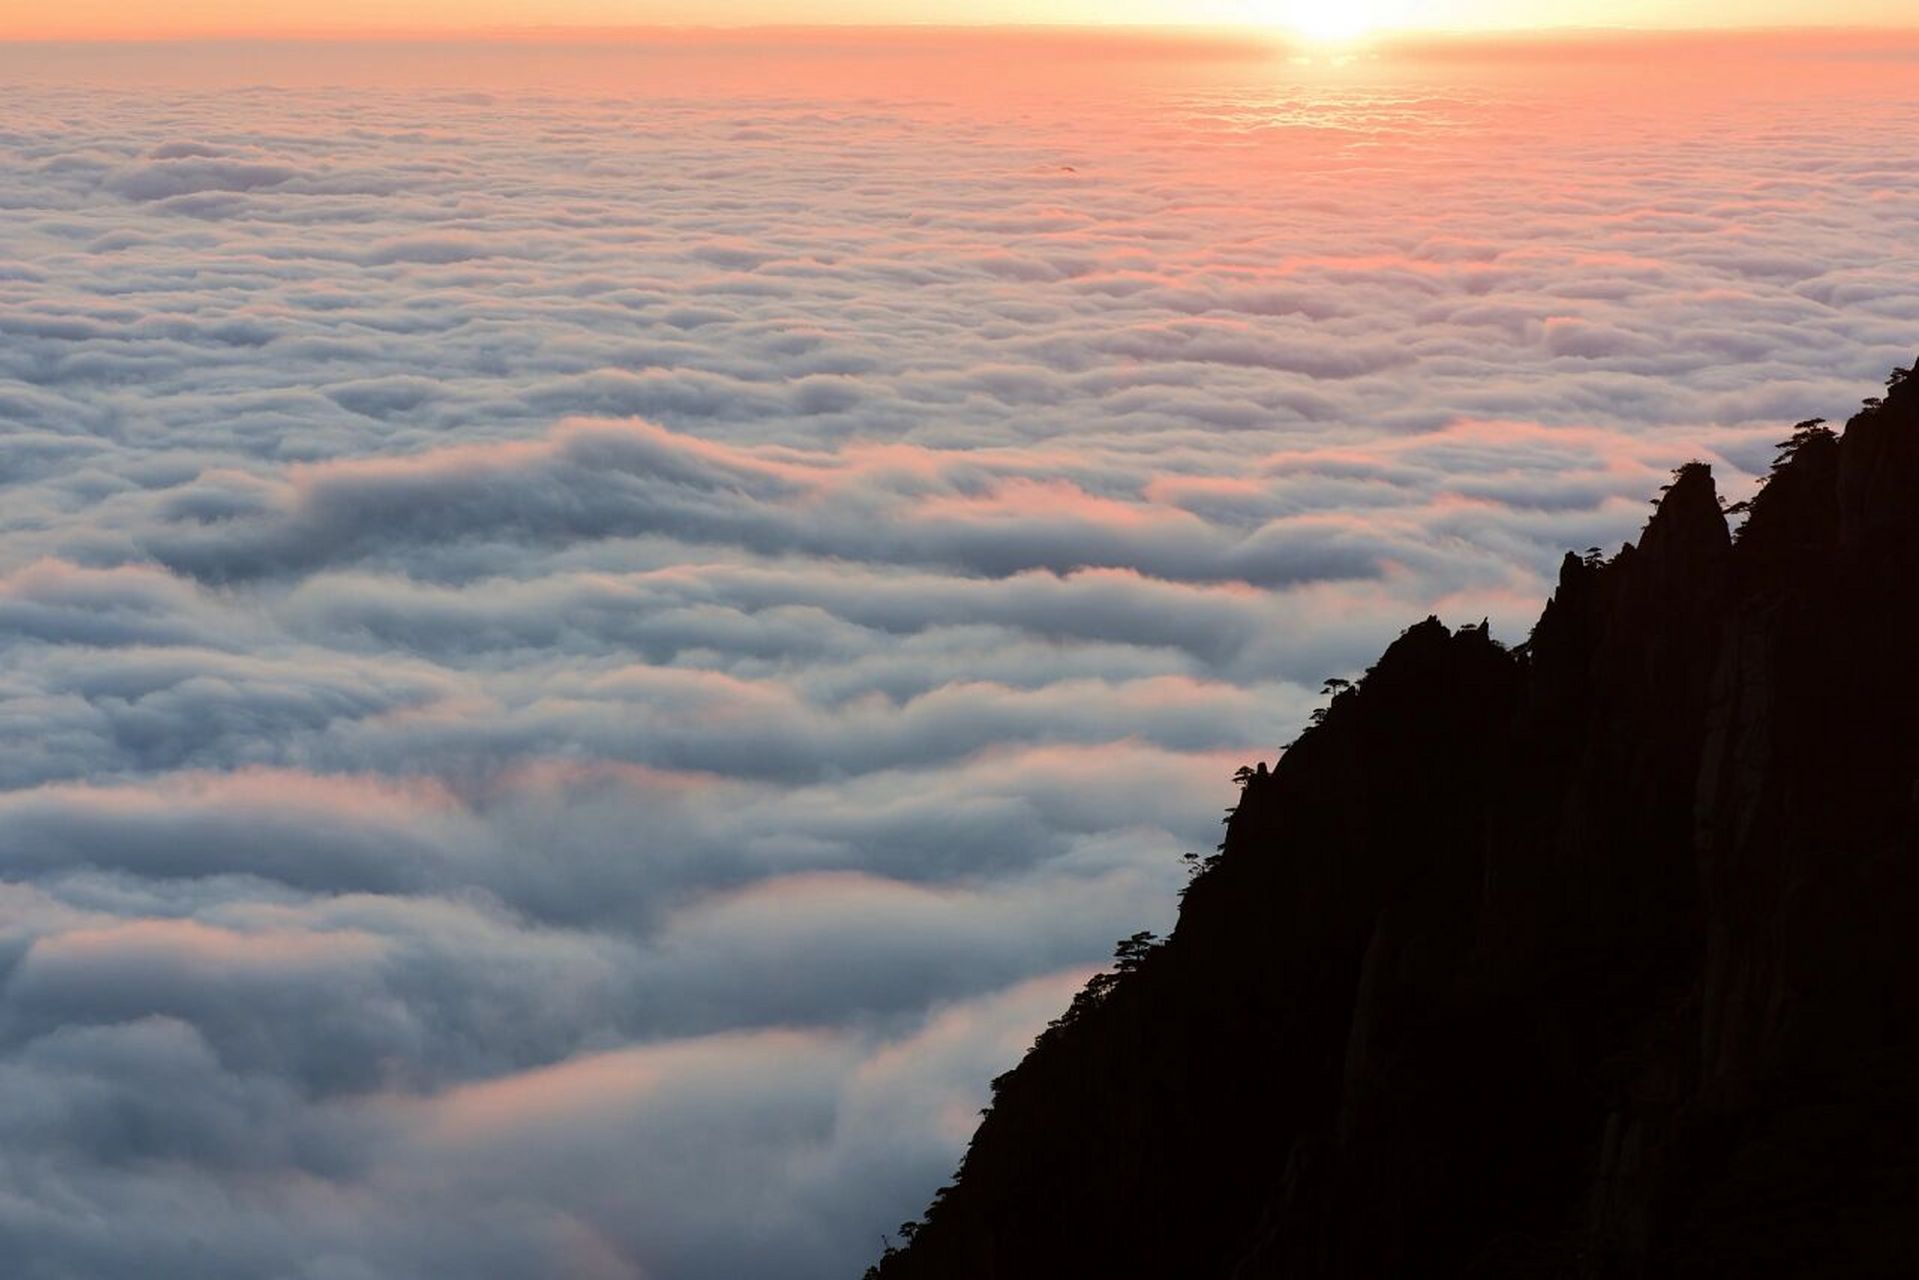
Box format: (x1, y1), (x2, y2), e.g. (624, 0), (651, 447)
(867, 360), (1919, 1279)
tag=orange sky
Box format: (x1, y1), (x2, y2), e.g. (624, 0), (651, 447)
(8, 0), (1918, 41)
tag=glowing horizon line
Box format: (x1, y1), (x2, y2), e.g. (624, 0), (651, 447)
(5, 20), (1918, 44)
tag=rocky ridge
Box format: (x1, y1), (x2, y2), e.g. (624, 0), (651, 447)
(867, 360), (1919, 1278)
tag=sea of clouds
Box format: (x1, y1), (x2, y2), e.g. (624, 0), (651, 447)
(1, 33), (1916, 1279)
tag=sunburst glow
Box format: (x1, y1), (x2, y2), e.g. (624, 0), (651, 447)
(1269, 0), (1386, 43)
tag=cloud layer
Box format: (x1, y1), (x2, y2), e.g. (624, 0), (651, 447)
(1, 34), (1916, 1280)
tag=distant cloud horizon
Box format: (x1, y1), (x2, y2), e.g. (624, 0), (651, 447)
(9, 0), (1919, 43)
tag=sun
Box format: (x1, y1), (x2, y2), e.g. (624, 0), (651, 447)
(1269, 0), (1383, 43)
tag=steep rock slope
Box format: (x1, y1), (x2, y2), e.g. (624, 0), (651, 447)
(868, 362), (1919, 1278)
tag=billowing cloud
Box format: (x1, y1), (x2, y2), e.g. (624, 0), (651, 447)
(0, 31), (1915, 1280)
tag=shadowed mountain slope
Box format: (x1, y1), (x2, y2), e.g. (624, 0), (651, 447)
(867, 361), (1919, 1279)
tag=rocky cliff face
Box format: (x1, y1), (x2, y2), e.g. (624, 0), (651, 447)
(868, 362), (1919, 1279)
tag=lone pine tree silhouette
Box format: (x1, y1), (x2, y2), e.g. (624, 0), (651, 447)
(866, 359), (1919, 1279)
